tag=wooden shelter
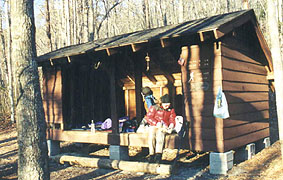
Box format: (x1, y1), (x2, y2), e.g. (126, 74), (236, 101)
(37, 9), (273, 153)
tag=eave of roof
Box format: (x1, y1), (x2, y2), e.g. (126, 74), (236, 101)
(37, 10), (253, 62)
(37, 9), (274, 75)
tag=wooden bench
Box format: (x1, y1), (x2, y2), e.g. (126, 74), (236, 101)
(47, 129), (189, 149)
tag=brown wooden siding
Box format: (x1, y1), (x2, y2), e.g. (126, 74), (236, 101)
(43, 67), (63, 126)
(220, 34), (269, 152)
(184, 37), (269, 152)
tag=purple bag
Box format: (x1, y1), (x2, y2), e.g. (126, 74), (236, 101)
(101, 118), (112, 130)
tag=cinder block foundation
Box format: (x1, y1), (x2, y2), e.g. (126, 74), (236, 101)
(263, 137), (270, 148)
(234, 143), (255, 162)
(109, 145), (129, 160)
(255, 137), (270, 153)
(209, 150), (234, 175)
(47, 140), (60, 156)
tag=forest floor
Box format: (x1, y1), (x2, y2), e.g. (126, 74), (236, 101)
(0, 120), (283, 180)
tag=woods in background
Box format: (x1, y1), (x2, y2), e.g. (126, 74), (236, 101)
(0, 0), (282, 120)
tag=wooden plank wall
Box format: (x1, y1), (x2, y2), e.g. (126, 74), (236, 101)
(220, 36), (269, 152)
(185, 38), (269, 152)
(185, 43), (226, 152)
(43, 66), (64, 128)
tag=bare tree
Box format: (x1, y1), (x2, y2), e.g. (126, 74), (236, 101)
(267, 0), (283, 143)
(88, 0), (94, 41)
(44, 0), (52, 51)
(142, 0), (150, 29)
(96, 0), (122, 38)
(5, 0), (15, 123)
(82, 0), (89, 42)
(10, 0), (49, 179)
(65, 0), (71, 46)
(0, 4), (7, 85)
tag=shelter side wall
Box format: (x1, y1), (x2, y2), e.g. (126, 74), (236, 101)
(186, 43), (225, 152)
(42, 66), (63, 128)
(219, 38), (269, 152)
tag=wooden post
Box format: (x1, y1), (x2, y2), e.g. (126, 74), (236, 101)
(134, 53), (143, 124)
(109, 57), (119, 134)
(180, 46), (190, 125)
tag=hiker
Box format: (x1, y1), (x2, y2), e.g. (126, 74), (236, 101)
(137, 86), (157, 130)
(145, 94), (176, 163)
(141, 86), (157, 109)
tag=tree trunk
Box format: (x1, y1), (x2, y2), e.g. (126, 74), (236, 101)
(143, 0), (150, 29)
(0, 7), (8, 85)
(60, 0), (65, 47)
(78, 0), (84, 43)
(10, 0), (49, 179)
(44, 0), (52, 51)
(73, 0), (77, 44)
(242, 0), (249, 9)
(5, 0), (16, 123)
(82, 0), (89, 42)
(226, 0), (230, 12)
(278, 0), (283, 56)
(267, 0), (283, 143)
(178, 0), (184, 23)
(88, 0), (94, 41)
(65, 0), (71, 46)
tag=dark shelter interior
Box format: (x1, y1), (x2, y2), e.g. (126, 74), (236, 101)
(42, 41), (185, 130)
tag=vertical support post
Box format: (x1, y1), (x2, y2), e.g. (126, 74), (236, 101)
(180, 46), (190, 125)
(134, 53), (143, 124)
(109, 57), (119, 134)
(108, 56), (130, 160)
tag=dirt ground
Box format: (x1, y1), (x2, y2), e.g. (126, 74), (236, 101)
(1, 120), (283, 180)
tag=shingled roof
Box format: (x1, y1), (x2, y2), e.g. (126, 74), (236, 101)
(37, 9), (272, 71)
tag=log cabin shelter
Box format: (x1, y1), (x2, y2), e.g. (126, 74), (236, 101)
(37, 9), (274, 153)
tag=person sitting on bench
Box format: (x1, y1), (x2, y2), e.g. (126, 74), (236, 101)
(141, 86), (157, 109)
(145, 94), (176, 163)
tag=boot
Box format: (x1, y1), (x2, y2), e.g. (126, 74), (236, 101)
(154, 153), (162, 164)
(147, 155), (155, 163)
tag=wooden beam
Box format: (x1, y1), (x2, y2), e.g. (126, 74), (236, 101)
(52, 155), (173, 175)
(265, 66), (274, 80)
(198, 30), (216, 42)
(198, 32), (204, 42)
(160, 38), (170, 48)
(143, 72), (157, 84)
(127, 75), (135, 84)
(49, 59), (54, 66)
(252, 19), (273, 72)
(106, 48), (118, 56)
(131, 43), (144, 52)
(213, 29), (218, 39)
(67, 56), (71, 63)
